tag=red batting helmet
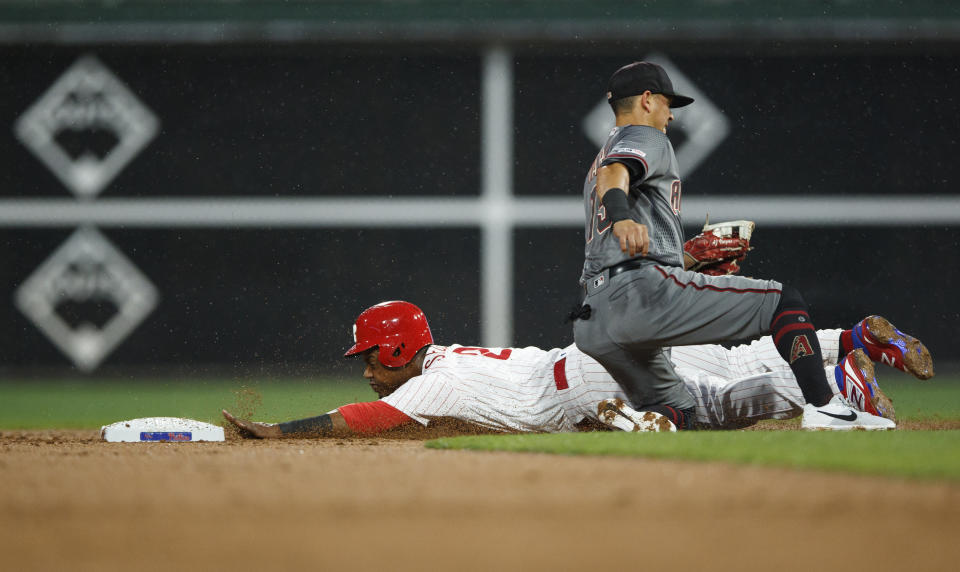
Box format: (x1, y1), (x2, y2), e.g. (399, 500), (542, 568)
(344, 301), (434, 367)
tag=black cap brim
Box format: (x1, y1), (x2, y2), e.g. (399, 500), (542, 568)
(667, 94), (694, 108)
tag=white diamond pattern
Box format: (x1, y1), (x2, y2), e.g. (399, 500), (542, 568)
(582, 53), (730, 176)
(14, 55), (159, 199)
(15, 227), (158, 371)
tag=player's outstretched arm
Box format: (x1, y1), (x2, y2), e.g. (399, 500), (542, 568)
(222, 409), (353, 439)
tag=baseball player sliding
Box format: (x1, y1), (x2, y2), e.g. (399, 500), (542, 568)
(570, 61), (902, 430)
(223, 301), (933, 438)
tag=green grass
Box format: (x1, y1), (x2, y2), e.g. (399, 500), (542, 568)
(426, 430), (960, 480)
(871, 372), (960, 420)
(0, 378), (375, 429)
(2, 372), (959, 481)
(424, 374), (960, 481)
(1, 372), (953, 430)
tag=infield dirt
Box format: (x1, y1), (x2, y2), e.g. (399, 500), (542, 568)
(3, 430), (958, 571)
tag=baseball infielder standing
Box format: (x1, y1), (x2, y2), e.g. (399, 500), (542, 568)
(224, 301), (933, 438)
(570, 61), (903, 430)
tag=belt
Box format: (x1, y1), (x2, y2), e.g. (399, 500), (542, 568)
(607, 258), (648, 278)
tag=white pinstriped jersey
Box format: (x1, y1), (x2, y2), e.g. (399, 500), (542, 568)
(382, 344), (585, 433)
(380, 332), (844, 432)
(671, 330), (842, 427)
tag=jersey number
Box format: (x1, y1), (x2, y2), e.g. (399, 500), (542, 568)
(453, 347), (513, 360)
(670, 180), (682, 215)
(586, 186), (614, 243)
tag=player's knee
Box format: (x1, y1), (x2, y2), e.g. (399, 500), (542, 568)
(573, 323), (601, 356)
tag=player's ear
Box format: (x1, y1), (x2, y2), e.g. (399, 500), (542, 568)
(639, 91), (654, 112)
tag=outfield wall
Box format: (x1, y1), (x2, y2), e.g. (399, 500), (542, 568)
(1, 7), (958, 375)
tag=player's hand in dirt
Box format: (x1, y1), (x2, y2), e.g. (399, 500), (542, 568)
(612, 220), (649, 257)
(222, 409), (282, 439)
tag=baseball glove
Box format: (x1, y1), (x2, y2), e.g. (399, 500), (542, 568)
(683, 217), (755, 276)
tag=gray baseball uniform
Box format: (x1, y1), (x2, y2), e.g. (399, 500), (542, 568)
(573, 125), (784, 412)
(580, 125), (685, 276)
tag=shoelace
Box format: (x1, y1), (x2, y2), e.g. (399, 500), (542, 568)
(834, 394), (856, 409)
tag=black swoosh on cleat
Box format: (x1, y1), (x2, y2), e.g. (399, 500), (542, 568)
(819, 409), (858, 421)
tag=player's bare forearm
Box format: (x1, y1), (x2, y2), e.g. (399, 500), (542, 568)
(596, 163), (630, 198)
(222, 409), (354, 439)
(597, 163), (648, 256)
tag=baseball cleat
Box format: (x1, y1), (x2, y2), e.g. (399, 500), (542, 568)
(834, 349), (896, 422)
(597, 398), (677, 432)
(801, 393), (895, 431)
(852, 315), (934, 380)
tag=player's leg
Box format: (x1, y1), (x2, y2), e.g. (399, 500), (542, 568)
(678, 349), (895, 429)
(669, 329), (844, 380)
(599, 265), (783, 346)
(575, 265), (881, 427)
(670, 330), (838, 428)
(571, 343), (892, 431)
(678, 365), (814, 429)
(591, 264), (833, 408)
(571, 342), (775, 431)
(563, 346), (684, 431)
(675, 327), (881, 425)
(574, 283), (697, 417)
(673, 281), (888, 425)
(672, 330), (840, 429)
(673, 319), (934, 382)
(582, 344), (696, 425)
(766, 284), (834, 407)
(574, 264), (777, 413)
(636, 274), (895, 430)
(732, 323), (908, 413)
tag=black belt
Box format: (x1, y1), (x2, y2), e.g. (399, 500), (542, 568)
(607, 258), (648, 278)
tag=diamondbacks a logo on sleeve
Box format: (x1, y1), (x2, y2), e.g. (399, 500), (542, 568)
(790, 334), (814, 363)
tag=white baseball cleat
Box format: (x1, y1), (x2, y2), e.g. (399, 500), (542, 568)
(801, 393), (895, 431)
(597, 398), (677, 432)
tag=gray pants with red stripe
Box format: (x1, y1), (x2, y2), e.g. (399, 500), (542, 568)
(573, 262), (783, 411)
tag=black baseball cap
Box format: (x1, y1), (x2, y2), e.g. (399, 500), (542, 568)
(606, 61), (694, 108)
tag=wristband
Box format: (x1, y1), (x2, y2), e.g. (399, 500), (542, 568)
(278, 414), (333, 436)
(601, 187), (631, 223)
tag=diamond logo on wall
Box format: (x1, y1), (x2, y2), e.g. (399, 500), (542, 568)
(15, 227), (158, 372)
(14, 55), (159, 199)
(582, 54), (730, 176)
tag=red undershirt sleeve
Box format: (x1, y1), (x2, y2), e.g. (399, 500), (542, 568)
(337, 401), (413, 435)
